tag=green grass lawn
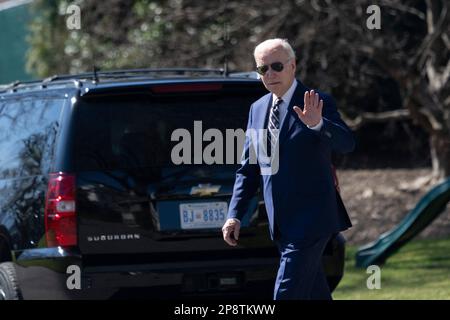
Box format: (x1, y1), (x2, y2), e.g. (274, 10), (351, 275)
(333, 236), (450, 300)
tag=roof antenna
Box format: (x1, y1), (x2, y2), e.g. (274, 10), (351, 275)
(93, 66), (99, 83)
(223, 22), (230, 77)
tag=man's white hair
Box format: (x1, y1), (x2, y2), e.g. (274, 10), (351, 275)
(253, 38), (296, 60)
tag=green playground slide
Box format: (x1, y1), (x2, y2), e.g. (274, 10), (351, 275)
(355, 177), (450, 268)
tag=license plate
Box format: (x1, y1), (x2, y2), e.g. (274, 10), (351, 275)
(179, 202), (227, 229)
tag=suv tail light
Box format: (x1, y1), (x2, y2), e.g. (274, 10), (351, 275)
(44, 172), (77, 247)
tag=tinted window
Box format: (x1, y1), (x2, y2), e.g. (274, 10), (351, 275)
(0, 98), (63, 179)
(74, 88), (263, 171)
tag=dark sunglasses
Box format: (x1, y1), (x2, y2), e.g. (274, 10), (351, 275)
(256, 59), (291, 75)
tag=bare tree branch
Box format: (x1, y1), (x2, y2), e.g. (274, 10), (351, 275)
(381, 0), (426, 20)
(343, 109), (411, 130)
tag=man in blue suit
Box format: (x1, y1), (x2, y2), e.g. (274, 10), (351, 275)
(222, 39), (355, 300)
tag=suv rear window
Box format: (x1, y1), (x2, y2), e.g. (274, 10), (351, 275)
(0, 98), (63, 179)
(74, 87), (264, 171)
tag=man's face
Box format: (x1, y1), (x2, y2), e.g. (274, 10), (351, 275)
(254, 45), (296, 98)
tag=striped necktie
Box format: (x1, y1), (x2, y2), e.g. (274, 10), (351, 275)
(267, 98), (282, 156)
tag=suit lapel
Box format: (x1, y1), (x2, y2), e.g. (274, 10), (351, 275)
(278, 80), (309, 146)
(254, 93), (272, 130)
(252, 94), (272, 156)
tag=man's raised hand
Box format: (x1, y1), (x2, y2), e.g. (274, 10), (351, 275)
(293, 90), (323, 127)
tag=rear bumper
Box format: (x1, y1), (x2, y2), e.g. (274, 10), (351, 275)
(12, 247), (278, 300)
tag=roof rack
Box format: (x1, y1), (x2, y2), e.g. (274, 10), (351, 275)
(228, 71), (260, 79)
(0, 79), (40, 93)
(42, 68), (227, 83)
(0, 78), (82, 93)
(0, 68), (258, 93)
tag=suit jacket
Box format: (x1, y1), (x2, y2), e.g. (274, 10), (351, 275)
(228, 79), (355, 241)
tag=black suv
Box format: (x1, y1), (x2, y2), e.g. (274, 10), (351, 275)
(0, 69), (346, 300)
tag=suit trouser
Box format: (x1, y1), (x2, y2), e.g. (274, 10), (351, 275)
(274, 234), (332, 300)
